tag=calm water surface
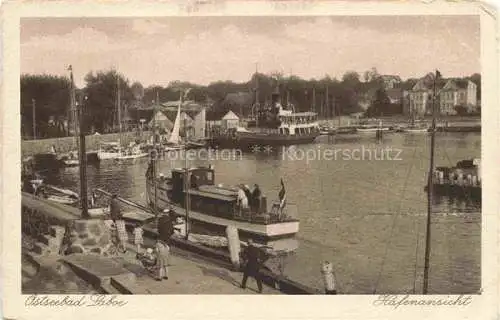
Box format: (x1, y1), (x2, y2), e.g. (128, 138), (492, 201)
(50, 132), (481, 294)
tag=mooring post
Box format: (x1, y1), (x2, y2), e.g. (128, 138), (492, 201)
(321, 261), (337, 294)
(79, 97), (89, 219)
(226, 225), (241, 270)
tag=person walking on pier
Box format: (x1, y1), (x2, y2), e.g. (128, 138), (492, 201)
(158, 208), (174, 243)
(110, 194), (127, 253)
(110, 194), (121, 222)
(133, 222), (144, 253)
(155, 236), (170, 281)
(240, 239), (266, 293)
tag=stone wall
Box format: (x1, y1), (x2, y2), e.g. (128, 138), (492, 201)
(21, 131), (151, 158)
(22, 196), (115, 257)
(65, 219), (115, 256)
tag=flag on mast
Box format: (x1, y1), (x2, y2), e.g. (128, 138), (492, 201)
(278, 178), (286, 209)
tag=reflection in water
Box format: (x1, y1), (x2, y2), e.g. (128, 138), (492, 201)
(49, 132), (480, 294)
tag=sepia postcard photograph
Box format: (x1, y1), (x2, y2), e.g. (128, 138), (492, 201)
(2, 1), (499, 320)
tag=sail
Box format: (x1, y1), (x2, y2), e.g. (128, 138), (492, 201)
(168, 102), (181, 144)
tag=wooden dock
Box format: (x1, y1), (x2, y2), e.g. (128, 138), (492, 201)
(22, 193), (320, 294)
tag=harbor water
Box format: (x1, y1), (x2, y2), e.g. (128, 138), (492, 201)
(43, 132), (481, 294)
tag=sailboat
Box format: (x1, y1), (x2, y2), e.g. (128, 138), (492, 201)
(401, 100), (430, 133)
(164, 98), (184, 152)
(60, 65), (82, 167)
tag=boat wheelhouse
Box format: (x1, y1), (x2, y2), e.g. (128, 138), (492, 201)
(145, 165), (299, 246)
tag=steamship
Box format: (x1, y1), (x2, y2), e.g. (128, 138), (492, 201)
(210, 90), (320, 150)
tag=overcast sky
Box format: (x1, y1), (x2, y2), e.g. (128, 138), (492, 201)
(21, 16), (479, 88)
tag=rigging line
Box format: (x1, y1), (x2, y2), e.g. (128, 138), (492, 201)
(412, 206), (422, 294)
(372, 146), (419, 294)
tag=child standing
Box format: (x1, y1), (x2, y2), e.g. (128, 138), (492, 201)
(133, 223), (144, 253)
(115, 219), (128, 253)
(155, 237), (170, 281)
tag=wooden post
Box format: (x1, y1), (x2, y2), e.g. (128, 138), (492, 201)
(226, 225), (241, 270)
(321, 261), (336, 294)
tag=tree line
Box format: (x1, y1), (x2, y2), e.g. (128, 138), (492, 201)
(21, 68), (481, 139)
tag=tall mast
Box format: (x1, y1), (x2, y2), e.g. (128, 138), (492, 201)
(423, 70), (439, 294)
(117, 76), (122, 149)
(325, 85), (329, 119)
(337, 99), (341, 127)
(78, 94), (89, 219)
(182, 90), (190, 239)
(68, 65), (79, 147)
(153, 99), (158, 223)
(312, 86), (316, 113)
(255, 63), (259, 106)
(286, 68), (291, 108)
(32, 99), (36, 140)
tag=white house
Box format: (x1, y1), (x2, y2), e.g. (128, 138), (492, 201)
(222, 110), (240, 130)
(439, 79), (478, 114)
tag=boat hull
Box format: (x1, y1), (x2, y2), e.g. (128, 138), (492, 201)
(425, 184), (481, 202)
(403, 128), (430, 133)
(209, 132), (319, 150)
(97, 151), (121, 160)
(356, 127), (391, 133)
(116, 152), (149, 160)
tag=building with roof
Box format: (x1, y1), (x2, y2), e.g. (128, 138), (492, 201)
(405, 74), (448, 117)
(128, 100), (207, 140)
(221, 110), (240, 130)
(439, 79), (477, 115)
(205, 109), (241, 136)
(381, 75), (402, 90)
(405, 76), (477, 116)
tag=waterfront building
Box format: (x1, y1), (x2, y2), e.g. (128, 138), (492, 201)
(380, 75), (402, 90)
(406, 78), (435, 117)
(439, 79), (478, 115)
(129, 100), (207, 140)
(221, 110), (240, 130)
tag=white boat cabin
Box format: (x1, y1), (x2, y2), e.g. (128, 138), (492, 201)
(277, 110), (319, 135)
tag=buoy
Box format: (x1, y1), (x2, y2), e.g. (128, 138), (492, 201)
(320, 261), (337, 294)
(226, 226), (241, 270)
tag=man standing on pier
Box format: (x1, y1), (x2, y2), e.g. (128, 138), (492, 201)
(240, 239), (266, 293)
(158, 208), (174, 243)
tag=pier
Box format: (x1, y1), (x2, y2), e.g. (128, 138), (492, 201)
(22, 192), (319, 294)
